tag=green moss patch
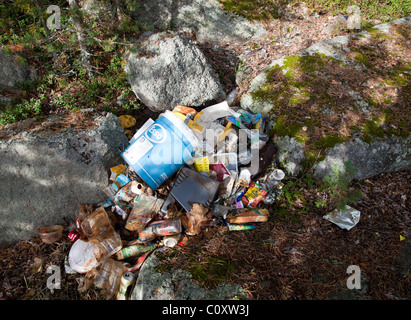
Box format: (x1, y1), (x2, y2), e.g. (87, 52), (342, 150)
(298, 0), (409, 25)
(218, 0), (286, 21)
(250, 24), (410, 169)
(187, 256), (236, 289)
(155, 248), (237, 290)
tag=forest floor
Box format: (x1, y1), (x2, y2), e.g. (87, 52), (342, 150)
(0, 2), (409, 301)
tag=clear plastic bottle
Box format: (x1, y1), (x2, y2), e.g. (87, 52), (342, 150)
(81, 206), (122, 256)
(93, 258), (112, 289)
(106, 261), (126, 300)
(93, 257), (126, 300)
(226, 87), (239, 106)
(138, 218), (182, 242)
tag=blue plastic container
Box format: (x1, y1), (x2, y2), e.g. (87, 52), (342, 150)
(121, 111), (199, 190)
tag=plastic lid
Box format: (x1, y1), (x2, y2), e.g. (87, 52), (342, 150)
(68, 240), (102, 273)
(163, 236), (178, 247)
(162, 110), (199, 150)
(272, 169), (285, 180)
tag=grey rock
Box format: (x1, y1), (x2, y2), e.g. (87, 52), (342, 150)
(276, 136), (306, 176)
(124, 32), (226, 112)
(235, 65), (253, 85)
(0, 49), (36, 90)
(313, 136), (411, 180)
(0, 94), (11, 103)
(130, 251), (246, 300)
(0, 112), (129, 247)
(82, 0), (113, 16)
(240, 17), (411, 179)
(132, 0), (266, 44)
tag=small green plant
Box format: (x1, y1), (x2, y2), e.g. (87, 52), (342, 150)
(297, 0), (409, 25)
(315, 198), (327, 208)
(323, 161), (363, 211)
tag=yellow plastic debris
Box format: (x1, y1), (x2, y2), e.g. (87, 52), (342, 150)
(118, 115), (136, 129)
(110, 164), (127, 181)
(193, 157), (210, 173)
(172, 111), (203, 133)
(218, 122), (232, 143)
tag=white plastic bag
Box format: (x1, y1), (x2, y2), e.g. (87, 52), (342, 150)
(323, 205), (360, 230)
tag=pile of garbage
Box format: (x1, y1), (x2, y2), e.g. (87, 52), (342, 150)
(40, 93), (288, 300)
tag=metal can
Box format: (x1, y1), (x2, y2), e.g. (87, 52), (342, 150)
(116, 272), (135, 300)
(68, 230), (80, 242)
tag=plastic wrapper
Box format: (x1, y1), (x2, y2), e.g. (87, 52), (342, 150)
(209, 153), (238, 173)
(125, 195), (164, 232)
(173, 111), (204, 133)
(217, 170), (237, 200)
(209, 162), (230, 182)
(227, 115), (246, 129)
(173, 105), (198, 117)
(193, 101), (239, 128)
(111, 174), (131, 192)
(233, 200), (244, 208)
(109, 164), (127, 181)
(102, 198), (114, 208)
(237, 109), (262, 124)
(226, 208), (270, 224)
(255, 116), (266, 134)
(323, 206), (360, 230)
(241, 182), (268, 208)
(114, 181), (141, 219)
(181, 203), (210, 236)
(126, 251), (151, 273)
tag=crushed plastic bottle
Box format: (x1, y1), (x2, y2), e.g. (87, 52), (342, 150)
(226, 87), (239, 106)
(80, 206), (122, 257)
(138, 218), (182, 242)
(125, 195), (164, 232)
(92, 257), (127, 300)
